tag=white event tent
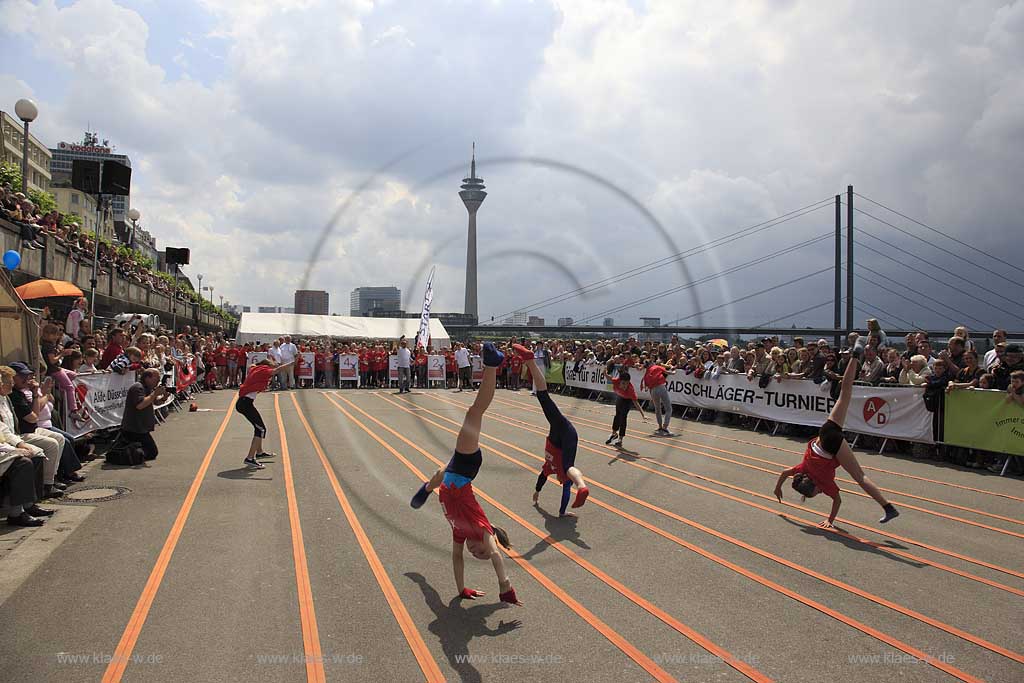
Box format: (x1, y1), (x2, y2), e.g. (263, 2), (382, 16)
(236, 313), (451, 348)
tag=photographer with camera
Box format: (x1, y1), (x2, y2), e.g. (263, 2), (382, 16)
(120, 368), (168, 462)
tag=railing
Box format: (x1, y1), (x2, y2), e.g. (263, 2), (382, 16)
(1, 217), (233, 332)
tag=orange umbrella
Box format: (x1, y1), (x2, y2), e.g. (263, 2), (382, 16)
(15, 279), (84, 300)
(708, 338), (729, 348)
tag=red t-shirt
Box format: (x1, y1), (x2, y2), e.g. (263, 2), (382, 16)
(100, 342), (123, 370)
(446, 353), (456, 371)
(359, 351), (369, 371)
(510, 355), (523, 372)
(611, 375), (637, 400)
(315, 352), (326, 370)
(643, 365), (667, 389)
(215, 345), (228, 366)
(415, 353), (428, 367)
(239, 365), (275, 397)
(438, 482), (493, 544)
(541, 438), (567, 483)
(793, 439), (841, 499)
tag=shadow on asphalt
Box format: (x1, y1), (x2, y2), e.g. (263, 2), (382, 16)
(779, 515), (924, 568)
(607, 447), (639, 464)
(406, 572), (521, 683)
(216, 467), (273, 481)
(519, 503), (591, 561)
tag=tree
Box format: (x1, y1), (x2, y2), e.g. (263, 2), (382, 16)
(28, 188), (56, 214)
(0, 161), (21, 189)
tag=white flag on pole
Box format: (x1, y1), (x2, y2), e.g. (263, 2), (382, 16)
(417, 267), (434, 349)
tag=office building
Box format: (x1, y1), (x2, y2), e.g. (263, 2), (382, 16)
(294, 289), (329, 315)
(557, 317), (574, 327)
(603, 318), (614, 327)
(49, 132), (132, 222)
(0, 110), (51, 192)
(258, 306), (295, 314)
(350, 286), (401, 316)
(528, 316), (545, 327)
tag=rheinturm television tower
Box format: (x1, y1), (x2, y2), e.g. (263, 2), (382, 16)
(459, 143), (486, 320)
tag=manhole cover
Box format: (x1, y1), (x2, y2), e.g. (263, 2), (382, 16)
(61, 485), (131, 504)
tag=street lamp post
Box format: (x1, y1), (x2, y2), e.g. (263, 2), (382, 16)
(127, 207), (140, 250)
(14, 99), (38, 195)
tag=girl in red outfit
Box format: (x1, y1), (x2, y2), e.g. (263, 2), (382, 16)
(774, 352), (899, 528)
(605, 358), (648, 448)
(409, 343), (521, 605)
(236, 358), (294, 469)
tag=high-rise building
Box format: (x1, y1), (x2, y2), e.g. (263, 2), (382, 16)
(258, 306), (295, 314)
(350, 286), (401, 316)
(459, 143), (486, 322)
(49, 132), (132, 222)
(0, 110), (51, 192)
(640, 317), (662, 327)
(603, 318), (615, 327)
(557, 317), (574, 326)
(528, 316), (545, 326)
(294, 290), (329, 315)
(512, 311), (528, 326)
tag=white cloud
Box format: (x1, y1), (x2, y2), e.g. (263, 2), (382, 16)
(1, 0), (1021, 329)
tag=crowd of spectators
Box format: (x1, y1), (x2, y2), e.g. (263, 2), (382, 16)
(0, 299), (245, 527)
(4, 307), (1020, 526)
(2, 182), (228, 309)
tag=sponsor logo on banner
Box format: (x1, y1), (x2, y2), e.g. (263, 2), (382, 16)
(67, 372), (138, 438)
(428, 355), (446, 381)
(296, 352), (314, 380)
(862, 397), (890, 428)
(338, 354), (359, 383)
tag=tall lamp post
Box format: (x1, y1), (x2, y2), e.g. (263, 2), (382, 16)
(127, 207), (140, 250)
(14, 99), (38, 194)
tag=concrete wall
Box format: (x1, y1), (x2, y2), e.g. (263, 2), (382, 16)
(2, 217), (231, 334)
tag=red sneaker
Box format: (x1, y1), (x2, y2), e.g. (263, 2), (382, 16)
(512, 344), (534, 362)
(572, 486), (589, 508)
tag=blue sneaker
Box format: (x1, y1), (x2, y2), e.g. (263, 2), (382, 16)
(482, 342), (504, 367)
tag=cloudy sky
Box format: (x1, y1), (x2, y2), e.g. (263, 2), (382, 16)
(2, 0), (1022, 333)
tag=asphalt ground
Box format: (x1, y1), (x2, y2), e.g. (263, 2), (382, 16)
(1, 386), (1021, 683)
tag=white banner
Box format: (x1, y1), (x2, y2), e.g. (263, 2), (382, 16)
(67, 372), (137, 438)
(471, 356), (483, 383)
(389, 355), (399, 383)
(417, 267), (434, 350)
(245, 351), (268, 372)
(563, 363), (934, 443)
(428, 355), (446, 382)
(296, 352), (314, 380)
(338, 354), (359, 384)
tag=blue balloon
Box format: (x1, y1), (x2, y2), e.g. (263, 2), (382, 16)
(2, 250), (20, 270)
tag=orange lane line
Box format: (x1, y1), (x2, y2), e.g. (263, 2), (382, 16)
(489, 394), (1024, 530)
(288, 394), (445, 683)
(502, 390), (1024, 503)
(102, 396), (238, 683)
(431, 392), (1024, 593)
(390, 394), (1023, 665)
(275, 395), (326, 683)
(322, 393), (681, 683)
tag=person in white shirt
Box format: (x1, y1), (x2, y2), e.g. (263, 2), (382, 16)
(396, 338), (412, 393)
(0, 366), (64, 500)
(984, 330), (1007, 370)
(278, 336), (299, 390)
(454, 343), (472, 392)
